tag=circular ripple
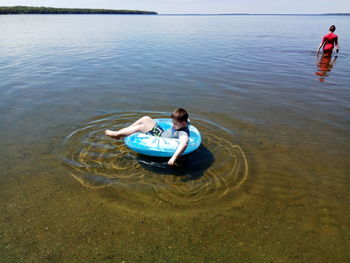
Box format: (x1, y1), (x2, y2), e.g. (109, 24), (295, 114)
(59, 112), (248, 214)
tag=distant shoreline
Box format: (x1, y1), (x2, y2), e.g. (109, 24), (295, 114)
(0, 6), (348, 16)
(0, 6), (157, 15)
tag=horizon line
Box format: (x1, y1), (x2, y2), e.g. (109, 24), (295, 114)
(159, 13), (350, 16)
(1, 6), (349, 16)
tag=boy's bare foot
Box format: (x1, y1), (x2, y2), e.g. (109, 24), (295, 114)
(105, 129), (122, 139)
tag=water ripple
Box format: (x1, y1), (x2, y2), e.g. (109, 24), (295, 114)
(59, 112), (248, 214)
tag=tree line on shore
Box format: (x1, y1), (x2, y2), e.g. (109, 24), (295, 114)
(0, 6), (157, 15)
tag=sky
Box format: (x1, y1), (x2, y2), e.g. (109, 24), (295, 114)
(1, 0), (350, 14)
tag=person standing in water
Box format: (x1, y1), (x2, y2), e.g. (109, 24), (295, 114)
(317, 25), (340, 56)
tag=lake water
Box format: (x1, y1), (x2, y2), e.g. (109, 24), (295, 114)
(0, 14), (349, 262)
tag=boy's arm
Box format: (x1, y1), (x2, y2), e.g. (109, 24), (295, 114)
(168, 134), (189, 166)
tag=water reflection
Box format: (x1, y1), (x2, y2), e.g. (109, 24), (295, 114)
(136, 145), (215, 182)
(315, 53), (338, 82)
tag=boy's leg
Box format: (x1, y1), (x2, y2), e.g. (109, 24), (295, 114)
(129, 116), (155, 128)
(105, 116), (156, 139)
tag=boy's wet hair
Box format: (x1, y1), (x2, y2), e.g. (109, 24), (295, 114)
(329, 25), (336, 32)
(171, 108), (188, 123)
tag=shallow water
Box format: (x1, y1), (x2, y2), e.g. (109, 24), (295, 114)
(0, 15), (350, 262)
(59, 112), (248, 214)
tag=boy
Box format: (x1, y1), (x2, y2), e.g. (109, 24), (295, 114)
(105, 108), (190, 166)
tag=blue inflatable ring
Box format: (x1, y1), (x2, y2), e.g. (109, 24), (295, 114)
(124, 118), (201, 157)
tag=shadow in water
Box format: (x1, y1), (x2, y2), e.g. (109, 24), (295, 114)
(315, 53), (338, 82)
(135, 144), (215, 182)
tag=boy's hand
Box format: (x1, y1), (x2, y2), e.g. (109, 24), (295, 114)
(168, 157), (176, 166)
